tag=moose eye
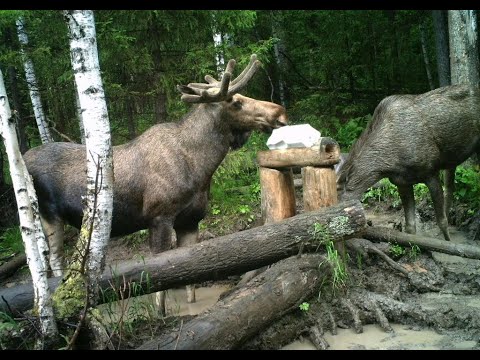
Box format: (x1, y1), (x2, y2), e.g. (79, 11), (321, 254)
(232, 100), (242, 109)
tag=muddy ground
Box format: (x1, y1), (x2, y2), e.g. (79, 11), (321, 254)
(102, 188), (480, 350)
(2, 184), (480, 350)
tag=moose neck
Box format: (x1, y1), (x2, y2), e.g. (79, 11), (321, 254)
(177, 103), (235, 181)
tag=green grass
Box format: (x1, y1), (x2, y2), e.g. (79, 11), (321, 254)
(204, 132), (268, 235)
(0, 227), (24, 256)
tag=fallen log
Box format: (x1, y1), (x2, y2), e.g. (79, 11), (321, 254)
(363, 226), (480, 260)
(137, 253), (330, 350)
(0, 199), (365, 316)
(0, 253), (26, 281)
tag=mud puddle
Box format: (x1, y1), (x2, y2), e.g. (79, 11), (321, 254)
(98, 284), (232, 323)
(282, 324), (477, 350)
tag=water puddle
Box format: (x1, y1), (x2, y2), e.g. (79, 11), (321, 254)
(98, 284), (477, 349)
(282, 324), (477, 350)
(98, 284), (231, 323)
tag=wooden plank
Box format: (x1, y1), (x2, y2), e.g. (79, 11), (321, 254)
(257, 137), (340, 168)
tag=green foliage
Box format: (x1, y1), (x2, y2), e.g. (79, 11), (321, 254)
(453, 165), (480, 215)
(0, 311), (20, 350)
(408, 243), (421, 260)
(323, 241), (349, 294)
(309, 222), (331, 247)
(299, 302), (310, 312)
(332, 115), (371, 150)
(100, 270), (162, 346)
(0, 226), (24, 256)
(205, 133), (269, 234)
(389, 242), (421, 260)
(121, 229), (148, 251)
(389, 243), (406, 258)
(361, 178), (401, 208)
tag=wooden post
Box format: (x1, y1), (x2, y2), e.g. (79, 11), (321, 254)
(257, 137), (344, 255)
(302, 166), (337, 211)
(259, 167), (296, 224)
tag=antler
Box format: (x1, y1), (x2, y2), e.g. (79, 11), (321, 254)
(177, 54), (261, 103)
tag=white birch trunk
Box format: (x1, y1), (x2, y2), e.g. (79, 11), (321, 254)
(0, 68), (57, 344)
(16, 17), (53, 144)
(75, 84), (85, 144)
(211, 13), (225, 75)
(64, 10), (114, 303)
(448, 10), (480, 86)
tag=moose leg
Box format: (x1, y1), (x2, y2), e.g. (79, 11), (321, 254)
(176, 228), (200, 303)
(41, 217), (65, 277)
(425, 175), (451, 241)
(397, 184), (416, 235)
(148, 217), (174, 253)
(444, 168), (455, 223)
(149, 217), (174, 316)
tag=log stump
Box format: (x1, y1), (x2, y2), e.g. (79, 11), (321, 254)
(258, 137), (342, 252)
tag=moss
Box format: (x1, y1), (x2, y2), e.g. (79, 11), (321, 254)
(327, 215), (354, 238)
(52, 272), (87, 321)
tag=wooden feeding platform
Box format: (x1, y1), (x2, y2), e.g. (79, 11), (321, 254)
(257, 137), (341, 225)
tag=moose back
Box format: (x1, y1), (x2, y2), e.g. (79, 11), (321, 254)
(23, 54), (288, 284)
(337, 84), (480, 241)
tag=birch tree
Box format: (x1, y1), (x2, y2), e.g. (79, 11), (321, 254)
(50, 13), (114, 346)
(0, 67), (58, 348)
(62, 9), (113, 303)
(16, 16), (53, 144)
(211, 12), (225, 75)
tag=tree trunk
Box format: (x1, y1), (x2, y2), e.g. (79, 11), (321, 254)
(419, 22), (435, 90)
(16, 16), (53, 144)
(448, 10), (480, 86)
(259, 167), (296, 224)
(0, 253), (26, 281)
(74, 83), (85, 144)
(387, 10), (401, 91)
(126, 97), (136, 138)
(302, 166), (337, 211)
(7, 66), (28, 154)
(432, 10), (451, 87)
(211, 12), (225, 75)
(137, 253), (330, 350)
(153, 90), (167, 124)
(64, 10), (114, 308)
(0, 199), (366, 316)
(0, 68), (58, 345)
(271, 10), (288, 107)
(362, 226), (480, 259)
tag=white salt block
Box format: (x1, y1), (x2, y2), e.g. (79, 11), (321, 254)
(266, 124), (321, 150)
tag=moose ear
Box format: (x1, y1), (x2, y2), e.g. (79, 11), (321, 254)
(177, 85), (196, 94)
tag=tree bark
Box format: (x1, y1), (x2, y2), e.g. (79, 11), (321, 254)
(419, 22), (435, 90)
(137, 253), (330, 350)
(16, 16), (53, 144)
(448, 10), (480, 86)
(257, 139), (341, 168)
(0, 253), (26, 281)
(0, 68), (58, 344)
(302, 166), (337, 211)
(259, 167), (296, 224)
(362, 226), (480, 260)
(432, 10), (451, 87)
(0, 199), (366, 316)
(64, 10), (114, 308)
(7, 66), (28, 154)
(271, 10), (288, 107)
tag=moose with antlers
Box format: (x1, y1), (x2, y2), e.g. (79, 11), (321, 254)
(23, 54), (288, 304)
